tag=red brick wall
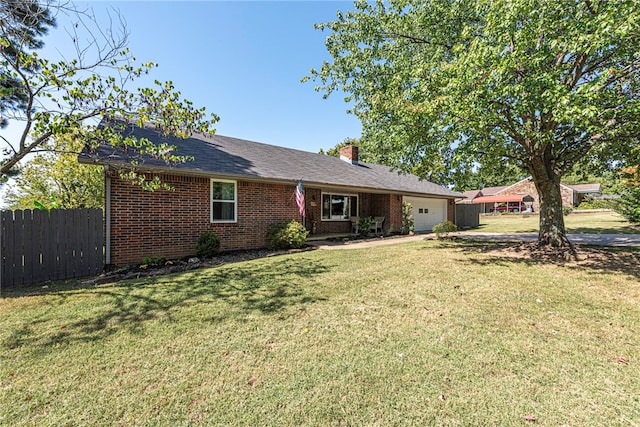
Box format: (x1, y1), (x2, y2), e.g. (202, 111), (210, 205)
(370, 194), (403, 233)
(109, 171), (414, 264)
(339, 145), (359, 163)
(497, 179), (574, 211)
(447, 199), (455, 223)
(358, 193), (372, 218)
(388, 194), (403, 233)
(108, 172), (302, 265)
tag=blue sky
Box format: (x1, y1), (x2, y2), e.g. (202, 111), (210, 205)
(78, 0), (360, 152)
(4, 1), (361, 153)
(1, 1), (362, 206)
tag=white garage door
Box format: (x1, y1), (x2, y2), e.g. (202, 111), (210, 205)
(404, 196), (447, 232)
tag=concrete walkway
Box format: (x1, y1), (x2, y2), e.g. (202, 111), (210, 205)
(308, 231), (640, 250)
(454, 231), (640, 247)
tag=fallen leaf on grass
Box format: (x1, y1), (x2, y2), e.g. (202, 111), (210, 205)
(524, 414), (536, 422)
(616, 357), (629, 364)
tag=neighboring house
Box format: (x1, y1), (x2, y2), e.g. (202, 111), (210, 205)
(80, 121), (463, 265)
(457, 177), (602, 213)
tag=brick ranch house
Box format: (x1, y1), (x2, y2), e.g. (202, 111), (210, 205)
(457, 177), (601, 213)
(80, 122), (463, 265)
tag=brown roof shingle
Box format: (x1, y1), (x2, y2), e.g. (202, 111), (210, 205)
(81, 122), (463, 199)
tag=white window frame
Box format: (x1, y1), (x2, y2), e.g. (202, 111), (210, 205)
(210, 179), (237, 223)
(321, 192), (358, 221)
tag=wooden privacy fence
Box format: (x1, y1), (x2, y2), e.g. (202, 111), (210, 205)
(1, 208), (104, 288)
(455, 204), (480, 229)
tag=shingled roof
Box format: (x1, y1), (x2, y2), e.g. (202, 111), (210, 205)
(565, 183), (602, 193)
(80, 121), (462, 199)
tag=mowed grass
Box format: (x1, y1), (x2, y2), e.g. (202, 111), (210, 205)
(1, 241), (639, 426)
(472, 211), (640, 234)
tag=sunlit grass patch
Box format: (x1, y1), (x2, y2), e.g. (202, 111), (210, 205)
(1, 241), (638, 425)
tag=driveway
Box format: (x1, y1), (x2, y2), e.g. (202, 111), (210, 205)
(308, 232), (640, 250)
(454, 232), (640, 247)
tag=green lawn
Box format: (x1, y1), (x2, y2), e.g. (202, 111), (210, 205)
(471, 211), (640, 234)
(1, 241), (639, 426)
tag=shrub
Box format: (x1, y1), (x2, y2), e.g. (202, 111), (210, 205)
(140, 256), (166, 267)
(197, 231), (221, 258)
(562, 206), (574, 216)
(357, 217), (372, 236)
(432, 220), (458, 239)
(401, 202), (414, 234)
(577, 197), (617, 210)
(266, 220), (308, 249)
(615, 187), (640, 224)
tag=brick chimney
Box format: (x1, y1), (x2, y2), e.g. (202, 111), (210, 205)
(339, 145), (359, 165)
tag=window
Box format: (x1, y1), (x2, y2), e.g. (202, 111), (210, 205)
(321, 193), (358, 220)
(211, 179), (237, 222)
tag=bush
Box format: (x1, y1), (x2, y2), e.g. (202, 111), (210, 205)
(266, 220), (308, 249)
(615, 187), (640, 224)
(197, 231), (221, 258)
(577, 197), (617, 210)
(562, 206), (574, 216)
(357, 217), (372, 236)
(432, 220), (458, 239)
(402, 202), (414, 234)
(140, 256), (166, 267)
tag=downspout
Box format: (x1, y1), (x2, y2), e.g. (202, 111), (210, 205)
(105, 166), (111, 265)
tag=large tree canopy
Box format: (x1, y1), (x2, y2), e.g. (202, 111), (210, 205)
(0, 1), (218, 187)
(308, 0), (640, 249)
(4, 133), (103, 209)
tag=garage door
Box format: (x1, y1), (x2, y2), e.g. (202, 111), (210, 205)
(404, 197), (447, 232)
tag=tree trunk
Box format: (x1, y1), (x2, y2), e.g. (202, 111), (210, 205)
(530, 165), (572, 248)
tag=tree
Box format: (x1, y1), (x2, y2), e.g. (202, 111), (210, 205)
(0, 1), (218, 188)
(0, 0), (55, 128)
(308, 0), (640, 250)
(616, 166), (640, 223)
(4, 133), (103, 209)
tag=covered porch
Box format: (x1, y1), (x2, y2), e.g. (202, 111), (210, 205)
(303, 188), (403, 237)
(473, 194), (535, 214)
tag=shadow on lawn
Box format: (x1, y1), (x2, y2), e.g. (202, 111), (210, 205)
(443, 239), (640, 280)
(2, 256), (330, 351)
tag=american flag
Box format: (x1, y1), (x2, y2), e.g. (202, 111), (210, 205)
(295, 179), (305, 217)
